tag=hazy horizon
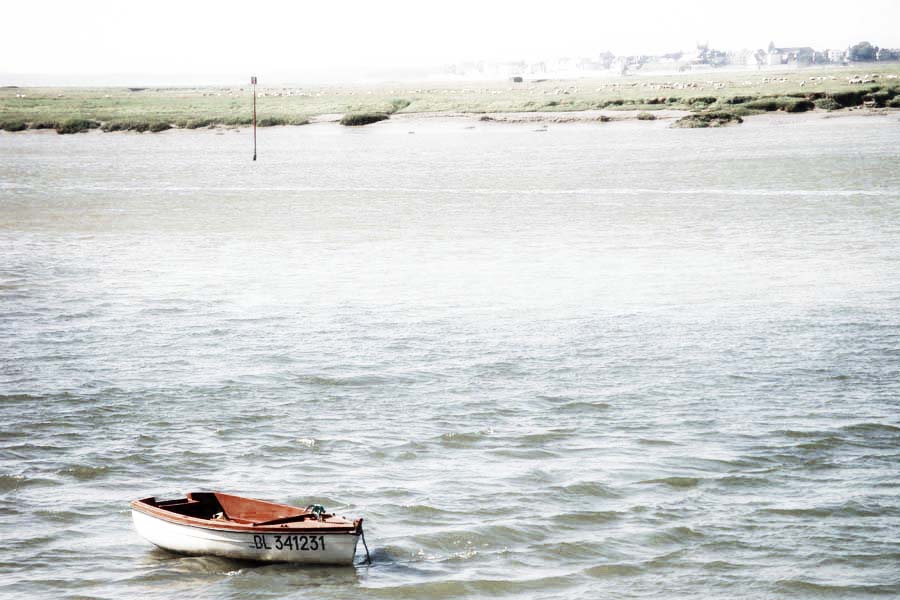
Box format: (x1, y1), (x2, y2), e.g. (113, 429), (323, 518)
(3, 0), (899, 86)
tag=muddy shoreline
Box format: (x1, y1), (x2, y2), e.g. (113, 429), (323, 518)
(2, 106), (897, 134)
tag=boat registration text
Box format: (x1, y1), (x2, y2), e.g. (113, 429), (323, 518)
(251, 534), (326, 551)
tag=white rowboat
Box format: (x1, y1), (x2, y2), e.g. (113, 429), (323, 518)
(131, 492), (364, 565)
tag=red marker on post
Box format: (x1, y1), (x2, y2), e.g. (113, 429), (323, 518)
(251, 75), (257, 161)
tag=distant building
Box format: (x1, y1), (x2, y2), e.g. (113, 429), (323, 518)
(597, 52), (616, 69)
(732, 49), (760, 67)
(825, 49), (846, 63)
(454, 61), (485, 76)
(576, 57), (604, 72)
(611, 57), (629, 75)
(767, 43), (816, 66)
(442, 39), (891, 82)
(688, 43), (728, 66)
(554, 57), (574, 72)
(661, 51), (684, 62)
(500, 61), (526, 78)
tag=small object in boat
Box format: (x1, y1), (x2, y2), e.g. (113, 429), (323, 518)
(131, 491), (365, 565)
(306, 504), (326, 521)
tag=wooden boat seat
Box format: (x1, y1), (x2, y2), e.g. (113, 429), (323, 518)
(251, 513), (315, 527)
(153, 495), (255, 523)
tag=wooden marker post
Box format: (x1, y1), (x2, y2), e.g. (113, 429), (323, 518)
(251, 75), (257, 161)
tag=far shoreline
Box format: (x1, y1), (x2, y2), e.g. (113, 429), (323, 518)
(1, 106), (897, 135)
(2, 65), (899, 133)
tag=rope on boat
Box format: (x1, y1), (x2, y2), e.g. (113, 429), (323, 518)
(360, 526), (372, 565)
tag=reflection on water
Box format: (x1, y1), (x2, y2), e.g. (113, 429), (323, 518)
(1, 115), (900, 599)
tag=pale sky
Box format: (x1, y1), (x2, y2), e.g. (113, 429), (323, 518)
(3, 0), (898, 84)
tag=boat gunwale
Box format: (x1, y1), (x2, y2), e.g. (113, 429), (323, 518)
(130, 496), (362, 535)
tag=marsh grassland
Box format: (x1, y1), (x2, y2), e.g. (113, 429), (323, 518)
(2, 64), (899, 132)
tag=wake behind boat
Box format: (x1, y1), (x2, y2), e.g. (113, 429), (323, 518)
(131, 492), (365, 565)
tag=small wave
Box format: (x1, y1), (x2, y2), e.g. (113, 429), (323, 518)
(58, 464), (111, 481)
(815, 552), (900, 568)
(445, 547), (480, 562)
(411, 524), (538, 552)
(0, 293), (31, 303)
(715, 475), (769, 488)
(4, 533), (58, 552)
(116, 452), (154, 467)
(295, 373), (412, 387)
(33, 508), (81, 523)
(0, 474), (26, 493)
(549, 481), (620, 499)
(517, 429), (576, 444)
(701, 560), (742, 571)
(636, 438), (679, 446)
(558, 401), (611, 412)
(801, 457), (840, 470)
(550, 510), (623, 526)
(373, 574), (575, 599)
(776, 579), (900, 595)
(779, 429), (829, 439)
(53, 310), (100, 321)
(472, 360), (524, 378)
(278, 496), (345, 512)
(535, 394), (573, 402)
(583, 563), (643, 577)
(398, 504), (456, 519)
(796, 435), (846, 451)
(439, 431), (489, 447)
(644, 548), (690, 567)
(366, 546), (402, 564)
(139, 306), (188, 315)
(841, 422), (900, 435)
(761, 507), (832, 518)
(0, 474), (59, 492)
(762, 500), (896, 519)
(638, 476), (701, 489)
(370, 440), (428, 460)
(4, 443), (66, 459)
(258, 436), (322, 455)
(136, 433), (158, 445)
(141, 550), (259, 573)
(491, 448), (560, 459)
(532, 540), (604, 560)
(647, 526), (705, 545)
(0, 430), (27, 443)
(0, 393), (44, 403)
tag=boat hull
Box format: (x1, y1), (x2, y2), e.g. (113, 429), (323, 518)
(132, 509), (361, 565)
